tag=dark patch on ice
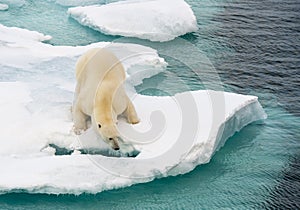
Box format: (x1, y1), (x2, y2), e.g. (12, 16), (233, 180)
(48, 144), (73, 156)
(48, 144), (139, 158)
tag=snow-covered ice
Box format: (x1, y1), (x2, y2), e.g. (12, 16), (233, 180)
(0, 82), (266, 194)
(68, 0), (198, 42)
(0, 23), (166, 78)
(0, 25), (266, 194)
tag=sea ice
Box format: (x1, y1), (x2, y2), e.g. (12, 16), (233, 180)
(0, 24), (166, 76)
(0, 82), (266, 194)
(0, 25), (266, 194)
(68, 0), (198, 42)
(0, 3), (8, 11)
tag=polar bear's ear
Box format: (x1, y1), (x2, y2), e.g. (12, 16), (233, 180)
(98, 124), (101, 128)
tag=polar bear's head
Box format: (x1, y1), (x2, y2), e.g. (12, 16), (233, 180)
(97, 123), (120, 150)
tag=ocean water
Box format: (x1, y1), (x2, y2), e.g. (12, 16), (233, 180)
(0, 0), (299, 209)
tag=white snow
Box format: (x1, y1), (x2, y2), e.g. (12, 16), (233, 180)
(68, 0), (198, 42)
(0, 3), (8, 10)
(0, 25), (267, 194)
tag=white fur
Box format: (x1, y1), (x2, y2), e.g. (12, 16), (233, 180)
(72, 48), (139, 150)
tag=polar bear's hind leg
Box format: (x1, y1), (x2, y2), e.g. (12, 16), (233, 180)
(72, 103), (89, 134)
(125, 99), (140, 124)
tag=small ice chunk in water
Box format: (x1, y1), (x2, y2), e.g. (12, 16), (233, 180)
(0, 4), (8, 11)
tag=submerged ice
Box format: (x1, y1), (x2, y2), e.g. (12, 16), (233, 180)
(0, 25), (267, 194)
(0, 3), (8, 11)
(68, 0), (198, 42)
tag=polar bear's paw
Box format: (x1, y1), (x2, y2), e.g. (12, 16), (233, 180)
(125, 101), (140, 124)
(72, 126), (86, 135)
(128, 117), (140, 125)
(126, 110), (140, 124)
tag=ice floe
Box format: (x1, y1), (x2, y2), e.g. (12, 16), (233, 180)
(0, 3), (8, 11)
(0, 25), (266, 194)
(0, 24), (166, 78)
(0, 82), (266, 194)
(68, 0), (198, 42)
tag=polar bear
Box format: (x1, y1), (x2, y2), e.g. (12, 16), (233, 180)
(72, 48), (140, 150)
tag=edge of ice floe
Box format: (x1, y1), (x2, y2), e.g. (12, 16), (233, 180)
(169, 92), (267, 176)
(0, 24), (52, 42)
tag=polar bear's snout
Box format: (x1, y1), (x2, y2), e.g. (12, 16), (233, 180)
(109, 137), (120, 151)
(98, 124), (121, 150)
(104, 136), (120, 151)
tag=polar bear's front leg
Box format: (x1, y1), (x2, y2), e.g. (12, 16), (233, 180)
(72, 104), (88, 135)
(125, 100), (140, 124)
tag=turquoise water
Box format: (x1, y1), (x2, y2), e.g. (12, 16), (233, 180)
(0, 0), (299, 209)
(0, 0), (116, 45)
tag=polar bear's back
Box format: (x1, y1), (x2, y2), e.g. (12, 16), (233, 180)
(75, 48), (125, 81)
(74, 48), (126, 116)
(75, 48), (98, 80)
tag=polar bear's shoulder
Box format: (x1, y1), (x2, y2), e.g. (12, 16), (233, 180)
(76, 48), (105, 80)
(75, 48), (120, 80)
